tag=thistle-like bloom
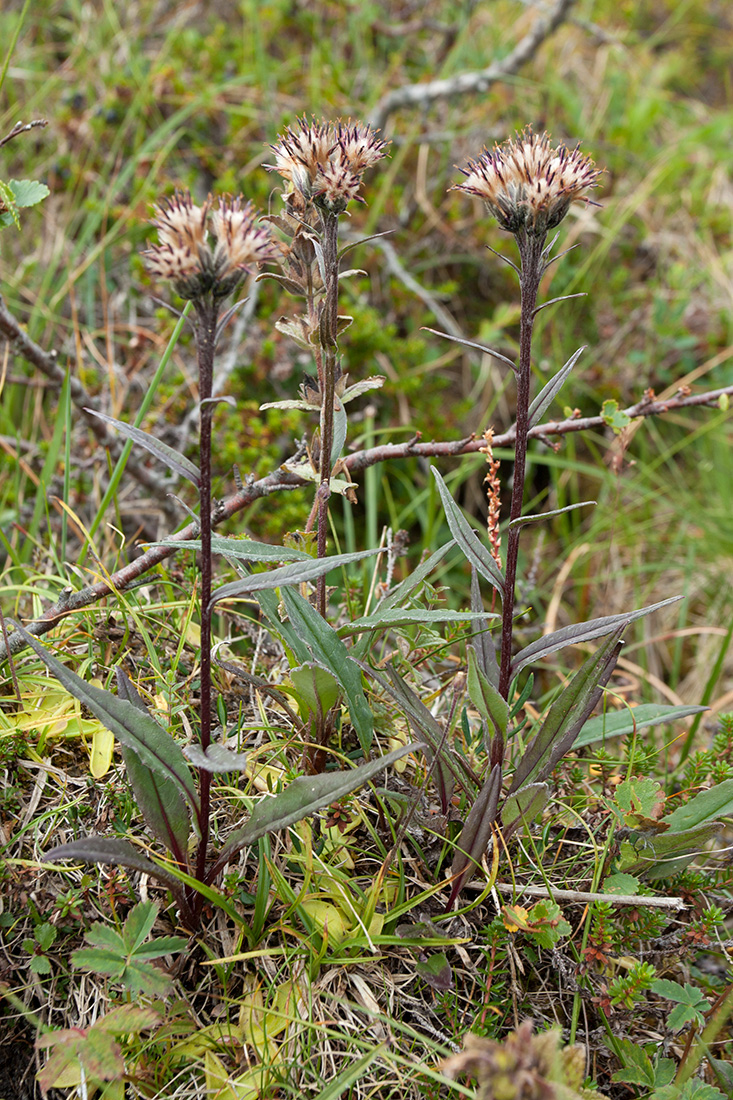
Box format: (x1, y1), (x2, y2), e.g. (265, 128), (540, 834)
(454, 128), (601, 236)
(144, 191), (274, 300)
(266, 117), (389, 213)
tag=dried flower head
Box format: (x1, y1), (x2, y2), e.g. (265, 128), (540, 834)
(454, 128), (601, 236)
(145, 191), (273, 300)
(266, 117), (389, 213)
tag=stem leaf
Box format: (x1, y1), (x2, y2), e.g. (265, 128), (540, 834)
(431, 468), (505, 595)
(528, 346), (585, 428)
(84, 408), (201, 486)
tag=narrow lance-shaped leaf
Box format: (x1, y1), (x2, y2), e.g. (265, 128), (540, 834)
(575, 703), (707, 749)
(509, 627), (624, 794)
(183, 744), (249, 773)
(281, 586), (373, 754)
(210, 547), (381, 608)
(339, 608), (495, 637)
(376, 662), (478, 799)
(660, 777), (733, 831)
(116, 670), (192, 859)
(17, 625), (200, 815)
(431, 468), (505, 596)
(423, 327), (517, 371)
(511, 596), (681, 675)
(501, 783), (549, 834)
(471, 566), (500, 689)
(467, 646), (509, 743)
(44, 837), (187, 903)
(507, 501), (595, 530)
(216, 740), (422, 863)
(151, 536), (312, 563)
(528, 346), (585, 428)
(84, 408), (201, 486)
(448, 763), (502, 909)
(380, 664), (456, 813)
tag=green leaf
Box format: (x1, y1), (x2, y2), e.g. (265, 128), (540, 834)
(574, 704), (707, 748)
(44, 836), (187, 900)
(83, 925), (126, 953)
(602, 872), (640, 895)
(121, 900), (158, 955)
(72, 947), (127, 979)
(219, 740), (421, 858)
(17, 626), (199, 814)
(153, 536), (311, 563)
(601, 398), (632, 434)
(84, 409), (201, 486)
(507, 501), (595, 530)
(431, 468), (505, 595)
(449, 763), (502, 907)
(30, 956), (52, 975)
(526, 899), (571, 948)
(35, 923), (57, 951)
(289, 662), (342, 716)
(339, 608), (494, 636)
(120, 959), (175, 996)
(511, 596), (681, 674)
(615, 776), (666, 824)
(210, 547), (380, 607)
(183, 743), (249, 773)
(115, 670), (192, 858)
(501, 783), (549, 833)
(611, 1039), (654, 1088)
(0, 179), (19, 228)
(6, 178), (50, 209)
(282, 586), (374, 754)
(667, 1003), (704, 1031)
(416, 952), (452, 991)
(467, 646), (509, 739)
(661, 777), (733, 830)
(508, 627), (624, 794)
(528, 346), (585, 427)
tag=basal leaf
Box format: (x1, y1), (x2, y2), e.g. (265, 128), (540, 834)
(575, 704), (707, 748)
(18, 627), (199, 814)
(511, 596), (681, 675)
(210, 547), (380, 607)
(281, 586), (373, 754)
(501, 782), (549, 833)
(84, 409), (201, 486)
(289, 662), (342, 716)
(44, 836), (186, 898)
(219, 741), (421, 858)
(431, 468), (505, 595)
(449, 763), (502, 907)
(660, 777), (733, 831)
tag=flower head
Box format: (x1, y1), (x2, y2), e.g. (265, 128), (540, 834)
(266, 117), (389, 213)
(144, 191), (273, 300)
(454, 128), (601, 236)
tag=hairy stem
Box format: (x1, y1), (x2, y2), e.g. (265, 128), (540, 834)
(498, 233), (545, 709)
(316, 210), (340, 617)
(193, 296), (219, 891)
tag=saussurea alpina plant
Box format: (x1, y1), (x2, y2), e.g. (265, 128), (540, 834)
(16, 186), (416, 930)
(261, 117), (390, 617)
(397, 130), (707, 906)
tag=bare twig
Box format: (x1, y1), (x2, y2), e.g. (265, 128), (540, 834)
(0, 296), (177, 516)
(2, 382), (731, 663)
(493, 881), (685, 910)
(368, 0), (576, 132)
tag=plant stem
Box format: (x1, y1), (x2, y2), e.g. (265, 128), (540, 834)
(498, 232), (545, 704)
(193, 296), (218, 889)
(316, 210), (340, 617)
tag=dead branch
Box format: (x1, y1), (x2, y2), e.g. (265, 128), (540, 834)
(368, 0), (576, 133)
